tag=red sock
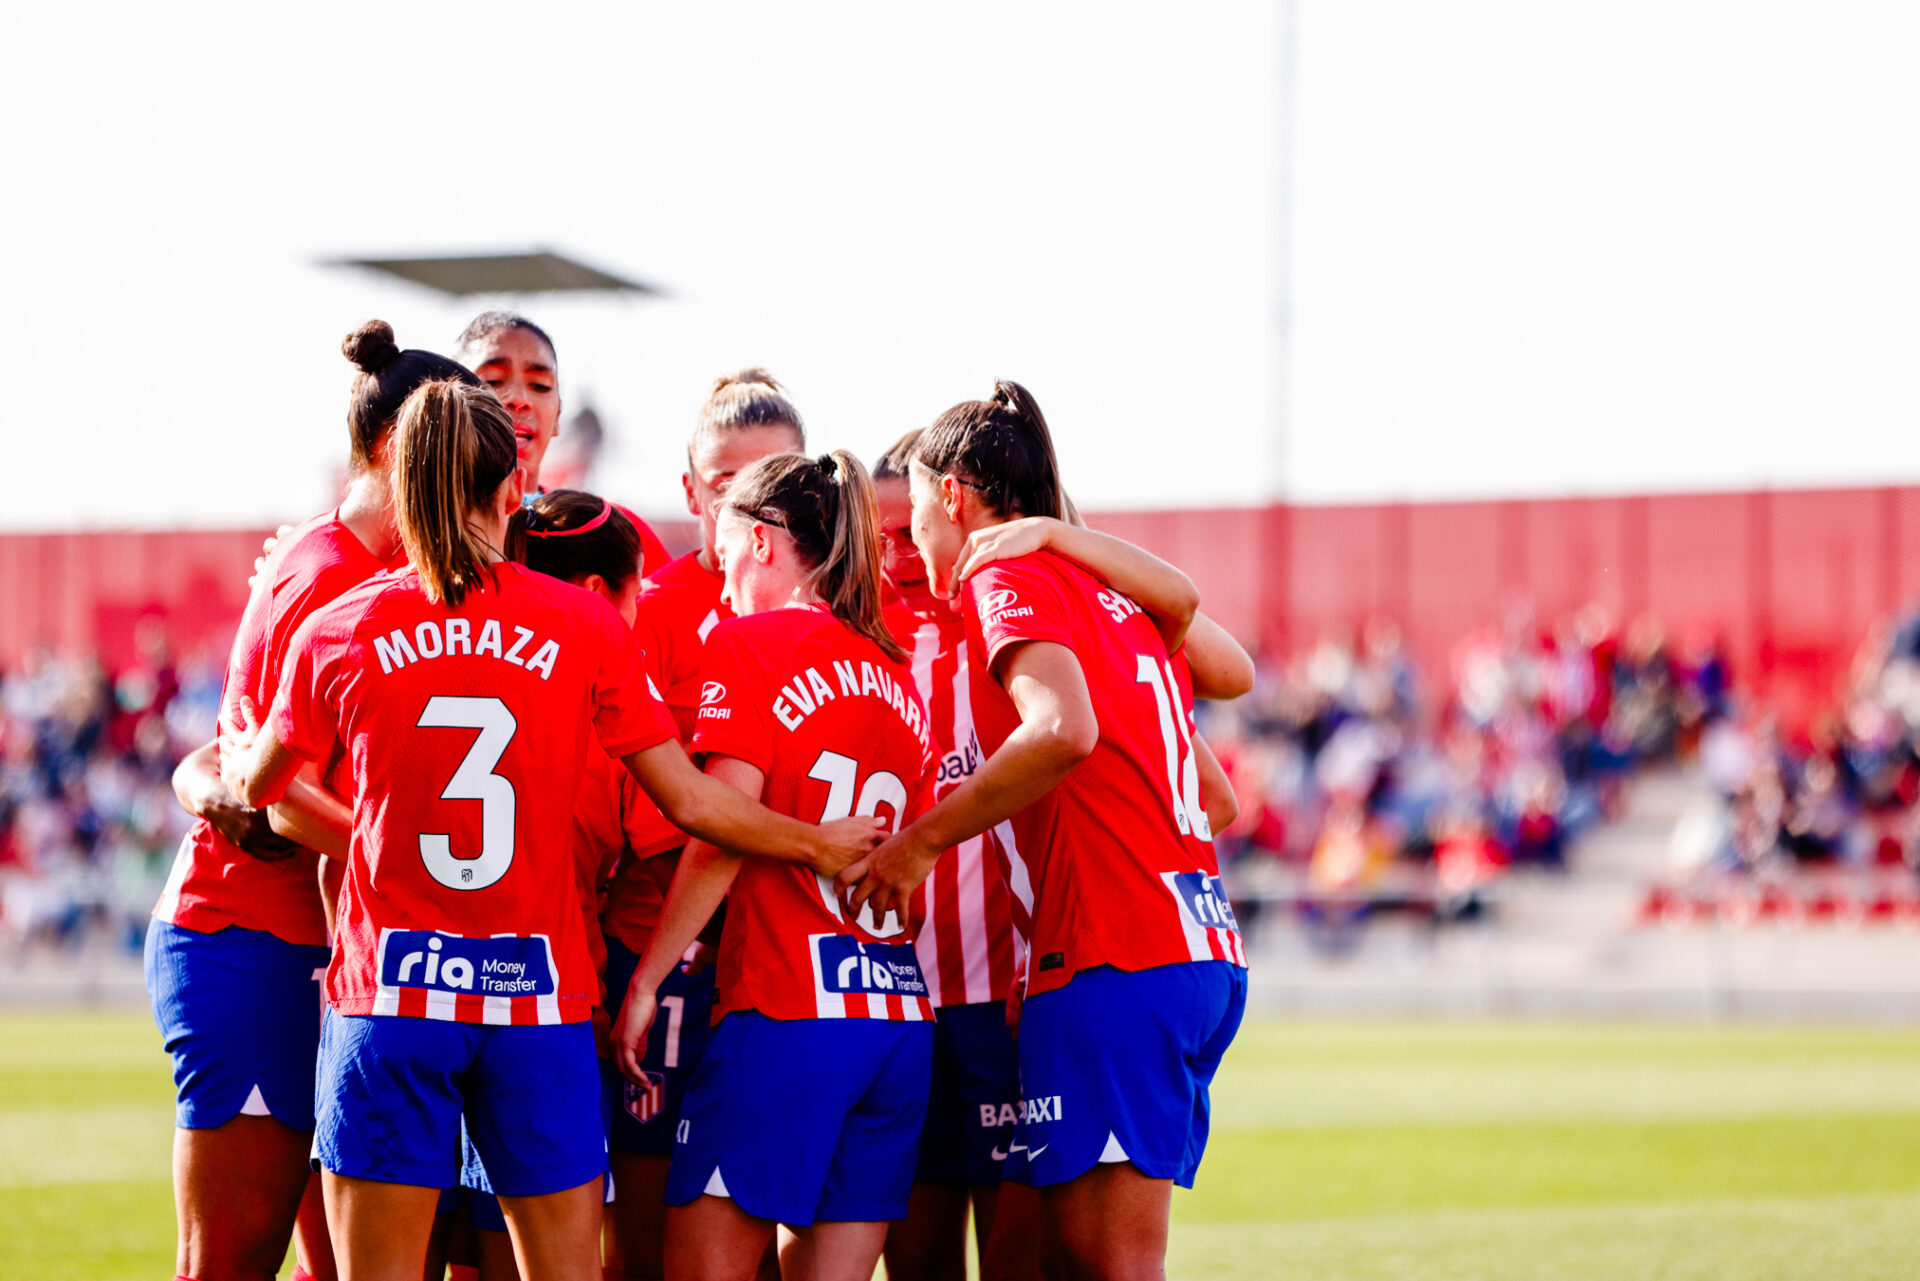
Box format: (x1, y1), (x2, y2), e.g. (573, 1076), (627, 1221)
(449, 1267), (481, 1281)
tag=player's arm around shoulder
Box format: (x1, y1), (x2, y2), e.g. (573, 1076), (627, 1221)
(954, 517), (1198, 654)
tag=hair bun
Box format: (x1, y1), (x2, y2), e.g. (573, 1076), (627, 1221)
(817, 452), (839, 478)
(343, 320), (403, 374)
(712, 366), (782, 396)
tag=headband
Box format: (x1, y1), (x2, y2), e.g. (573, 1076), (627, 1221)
(525, 498), (614, 538)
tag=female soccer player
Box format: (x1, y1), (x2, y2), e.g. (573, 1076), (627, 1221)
(219, 383), (881, 1281)
(455, 309), (672, 576)
(845, 381), (1248, 1281)
(875, 433), (1250, 1281)
(869, 432), (1030, 1281)
(154, 320), (478, 1281)
(613, 450), (938, 1281)
(598, 369), (806, 1280)
(446, 489), (654, 1280)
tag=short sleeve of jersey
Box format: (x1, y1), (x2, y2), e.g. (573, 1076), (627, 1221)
(966, 558), (1076, 674)
(588, 597), (677, 760)
(268, 602), (347, 763)
(688, 623), (776, 775)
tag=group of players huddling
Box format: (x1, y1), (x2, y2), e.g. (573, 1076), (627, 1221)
(150, 314), (1251, 1281)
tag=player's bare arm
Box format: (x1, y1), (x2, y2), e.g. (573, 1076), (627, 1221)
(219, 702), (307, 813)
(614, 755), (762, 1083)
(215, 696), (348, 861)
(622, 738), (883, 877)
(951, 516), (1199, 653)
(265, 764), (352, 862)
(842, 639), (1097, 918)
(170, 737), (289, 856)
(1193, 733), (1239, 834)
(1182, 612), (1256, 701)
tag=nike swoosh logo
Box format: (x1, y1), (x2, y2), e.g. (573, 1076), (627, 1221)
(1003, 1142), (1047, 1160)
(1028, 1143), (1048, 1159)
(991, 1146), (1009, 1161)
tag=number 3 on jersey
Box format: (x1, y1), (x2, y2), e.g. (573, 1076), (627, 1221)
(416, 695), (518, 891)
(1136, 656), (1211, 842)
(808, 749), (907, 937)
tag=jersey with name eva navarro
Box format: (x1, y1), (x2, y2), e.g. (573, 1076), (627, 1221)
(268, 563), (677, 1026)
(692, 606), (939, 1023)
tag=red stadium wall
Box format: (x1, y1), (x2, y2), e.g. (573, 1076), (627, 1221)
(0, 529), (280, 672)
(0, 520), (703, 674)
(1091, 487), (1916, 729)
(2, 491), (1910, 727)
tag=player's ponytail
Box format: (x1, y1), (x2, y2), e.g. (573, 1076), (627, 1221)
(508, 488), (641, 592)
(725, 451), (906, 663)
(914, 379), (1066, 521)
(817, 450), (903, 664)
(342, 319), (481, 472)
(395, 381), (518, 608)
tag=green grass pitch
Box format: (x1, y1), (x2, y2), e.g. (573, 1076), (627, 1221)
(5, 1011), (1920, 1278)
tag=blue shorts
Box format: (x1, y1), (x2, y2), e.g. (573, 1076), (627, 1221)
(457, 1069), (620, 1232)
(144, 920), (330, 1131)
(916, 1001), (1020, 1187)
(604, 935), (717, 1156)
(315, 1010), (605, 1197)
(665, 1010), (934, 1226)
(1007, 962), (1246, 1190)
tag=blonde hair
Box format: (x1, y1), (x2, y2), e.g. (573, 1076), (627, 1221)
(689, 367), (806, 461)
(723, 451), (905, 664)
(396, 381), (518, 607)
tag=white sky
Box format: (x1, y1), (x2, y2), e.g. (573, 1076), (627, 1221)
(3, 3), (1916, 529)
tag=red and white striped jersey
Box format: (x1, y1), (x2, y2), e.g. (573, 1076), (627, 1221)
(693, 607), (938, 1023)
(888, 601), (1025, 1006)
(269, 563), (677, 1026)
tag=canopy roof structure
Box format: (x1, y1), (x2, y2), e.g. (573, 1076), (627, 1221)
(325, 249), (660, 297)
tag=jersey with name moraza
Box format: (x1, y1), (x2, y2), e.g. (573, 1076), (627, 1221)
(693, 607), (938, 1023)
(887, 600), (1024, 1007)
(961, 551), (1245, 999)
(154, 511), (395, 947)
(268, 563), (676, 1026)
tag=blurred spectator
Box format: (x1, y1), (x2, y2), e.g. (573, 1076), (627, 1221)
(0, 628), (214, 957)
(1676, 612), (1920, 879)
(1202, 603), (1728, 948)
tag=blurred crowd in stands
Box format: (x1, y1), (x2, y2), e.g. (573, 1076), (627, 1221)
(1200, 606), (1733, 947)
(0, 626), (215, 956)
(10, 599), (1920, 958)
(1645, 617), (1920, 924)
